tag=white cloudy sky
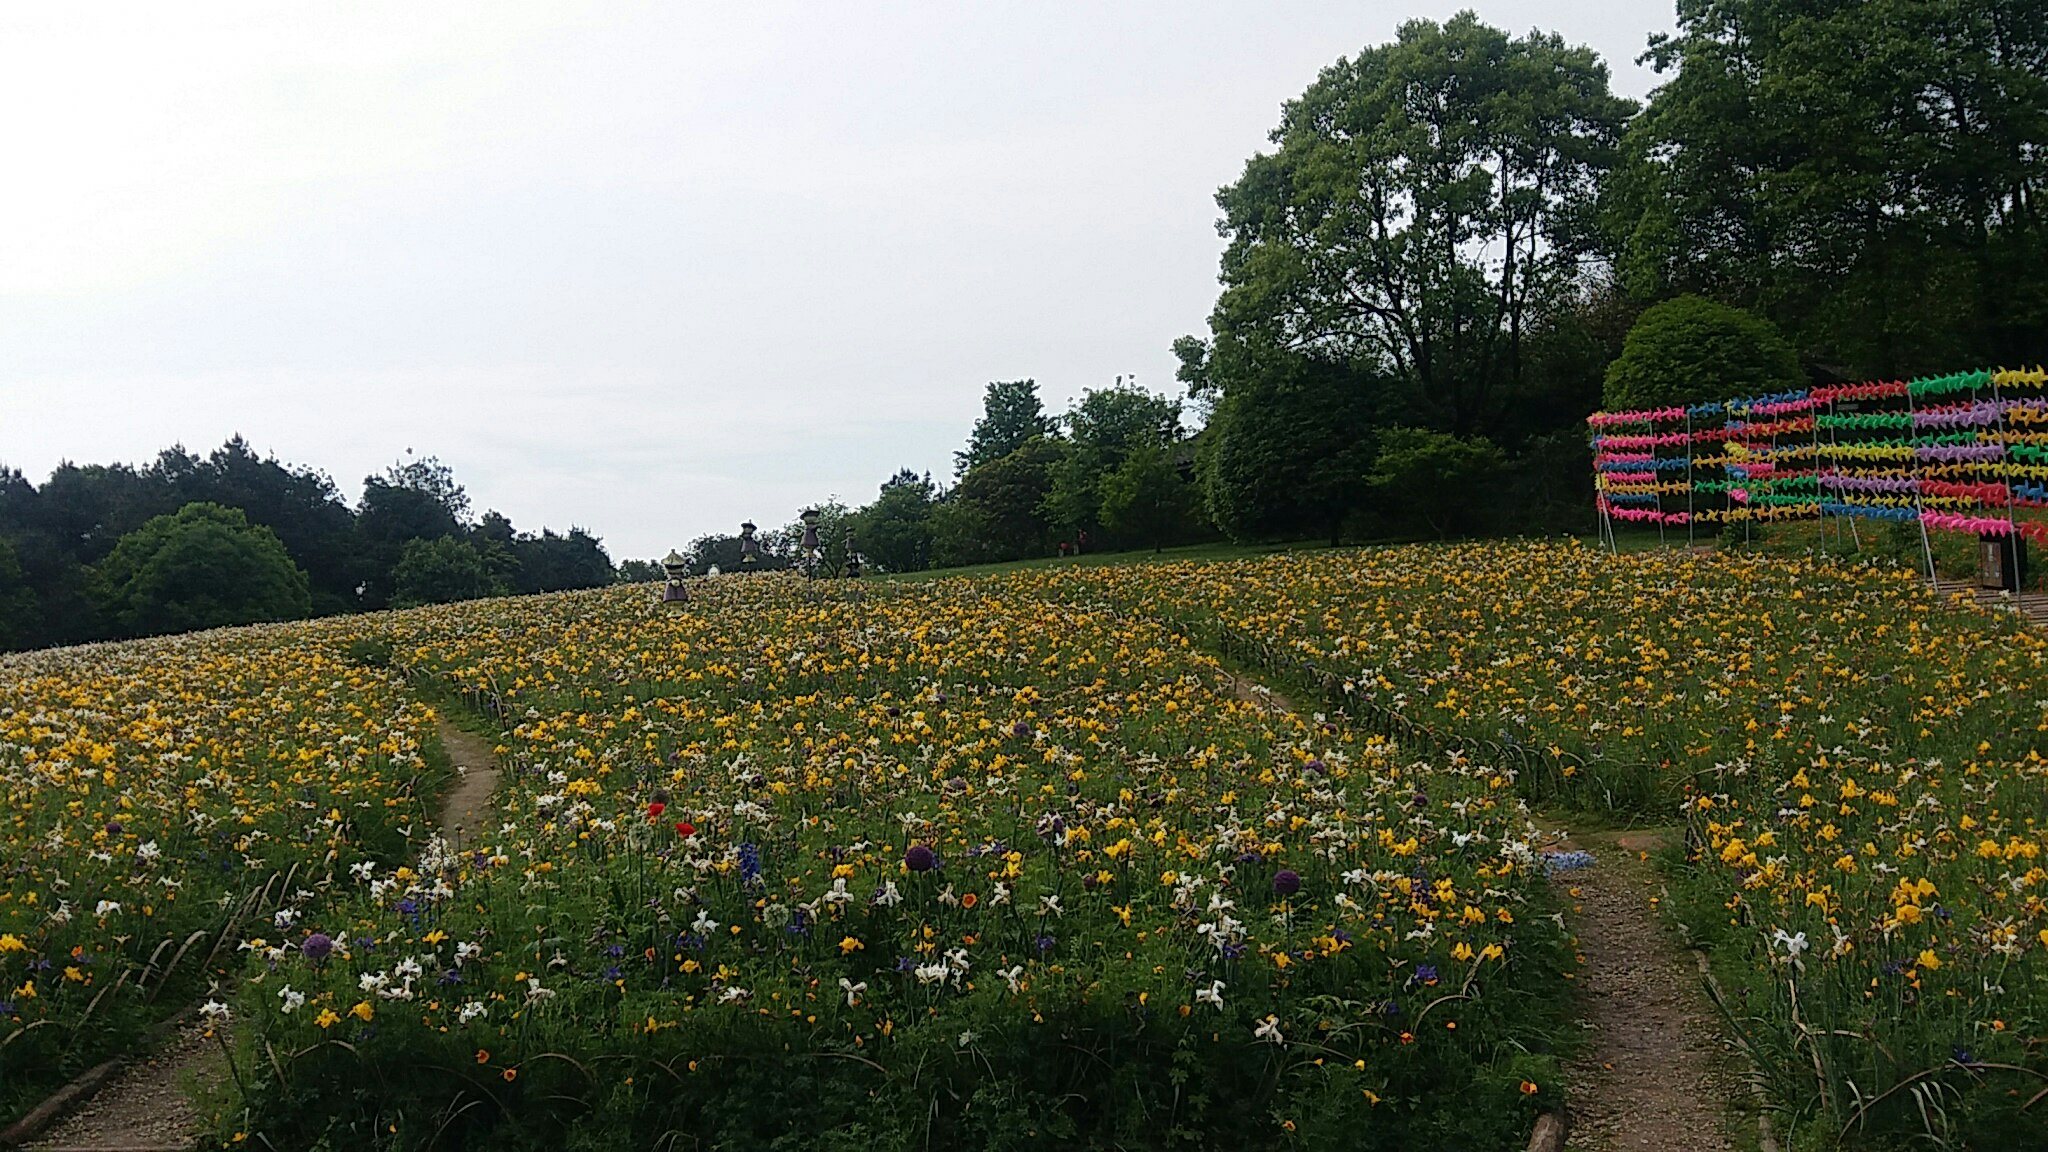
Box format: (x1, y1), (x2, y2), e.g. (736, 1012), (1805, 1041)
(1, 2), (1677, 561)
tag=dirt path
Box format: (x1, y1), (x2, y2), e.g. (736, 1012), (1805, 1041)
(22, 717), (501, 1151)
(1222, 662), (1744, 1151)
(24, 1020), (215, 1152)
(433, 719), (503, 852)
(1547, 825), (1742, 1152)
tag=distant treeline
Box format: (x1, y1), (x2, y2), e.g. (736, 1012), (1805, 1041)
(0, 438), (612, 651)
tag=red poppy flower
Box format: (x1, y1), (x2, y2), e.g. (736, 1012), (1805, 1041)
(676, 821), (696, 837)
(647, 801), (666, 820)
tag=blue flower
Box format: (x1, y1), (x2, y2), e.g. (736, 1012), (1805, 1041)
(1541, 850), (1596, 876)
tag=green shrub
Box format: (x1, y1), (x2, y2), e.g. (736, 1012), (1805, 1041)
(1602, 295), (1802, 411)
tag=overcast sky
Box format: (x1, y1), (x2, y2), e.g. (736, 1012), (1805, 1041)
(1, 2), (1678, 561)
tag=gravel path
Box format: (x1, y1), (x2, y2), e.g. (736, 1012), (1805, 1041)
(28, 1020), (215, 1151)
(433, 719), (504, 851)
(22, 716), (503, 1150)
(1553, 827), (1740, 1152)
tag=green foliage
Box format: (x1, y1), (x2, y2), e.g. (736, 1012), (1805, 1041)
(1601, 295), (1803, 411)
(1367, 428), (1507, 539)
(389, 536), (508, 609)
(855, 470), (938, 574)
(0, 539), (40, 651)
(342, 634), (396, 668)
(933, 438), (1066, 567)
(1045, 382), (1186, 543)
(90, 502), (312, 636)
(1206, 13), (1633, 436)
(1199, 355), (1380, 544)
(955, 380), (1057, 477)
(615, 558), (665, 583)
(356, 456), (470, 609)
(1098, 443), (1196, 552)
(1609, 0), (2048, 376)
(156, 437), (362, 615)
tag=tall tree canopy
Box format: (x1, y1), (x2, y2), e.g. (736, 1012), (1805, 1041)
(1046, 383), (1185, 539)
(1203, 13), (1635, 437)
(1611, 0), (2048, 375)
(955, 380), (1058, 476)
(356, 456), (469, 608)
(855, 470), (938, 574)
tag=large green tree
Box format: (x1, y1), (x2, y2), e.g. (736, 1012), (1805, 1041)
(856, 470), (938, 574)
(90, 502), (312, 637)
(1045, 382), (1184, 541)
(1098, 443), (1196, 552)
(1367, 427), (1507, 540)
(1610, 0), (2048, 375)
(1192, 349), (1382, 544)
(933, 438), (1066, 567)
(154, 437), (361, 615)
(0, 539), (39, 651)
(955, 380), (1058, 477)
(389, 537), (507, 609)
(356, 455), (468, 608)
(1199, 14), (1634, 437)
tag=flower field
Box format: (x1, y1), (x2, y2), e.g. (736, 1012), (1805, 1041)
(0, 628), (444, 1121)
(10, 540), (2048, 1148)
(1050, 542), (2048, 1147)
(227, 577), (1570, 1150)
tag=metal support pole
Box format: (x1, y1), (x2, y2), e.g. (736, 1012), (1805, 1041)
(1904, 377), (1938, 586)
(1685, 412), (1696, 549)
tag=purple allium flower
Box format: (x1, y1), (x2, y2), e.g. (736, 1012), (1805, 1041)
(105, 821), (124, 836)
(905, 844), (937, 872)
(1035, 934), (1056, 953)
(301, 933), (333, 963)
(1272, 870), (1301, 896)
(1012, 720), (1034, 739)
(1303, 759), (1325, 776)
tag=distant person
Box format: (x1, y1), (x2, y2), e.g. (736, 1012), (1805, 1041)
(1076, 529), (1089, 555)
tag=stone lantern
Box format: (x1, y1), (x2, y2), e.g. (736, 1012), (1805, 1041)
(659, 549), (689, 604)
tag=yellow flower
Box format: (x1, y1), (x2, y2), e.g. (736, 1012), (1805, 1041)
(838, 936), (864, 955)
(0, 934), (25, 954)
(314, 1008), (340, 1029)
(1917, 950), (1941, 972)
(350, 1001), (375, 1022)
